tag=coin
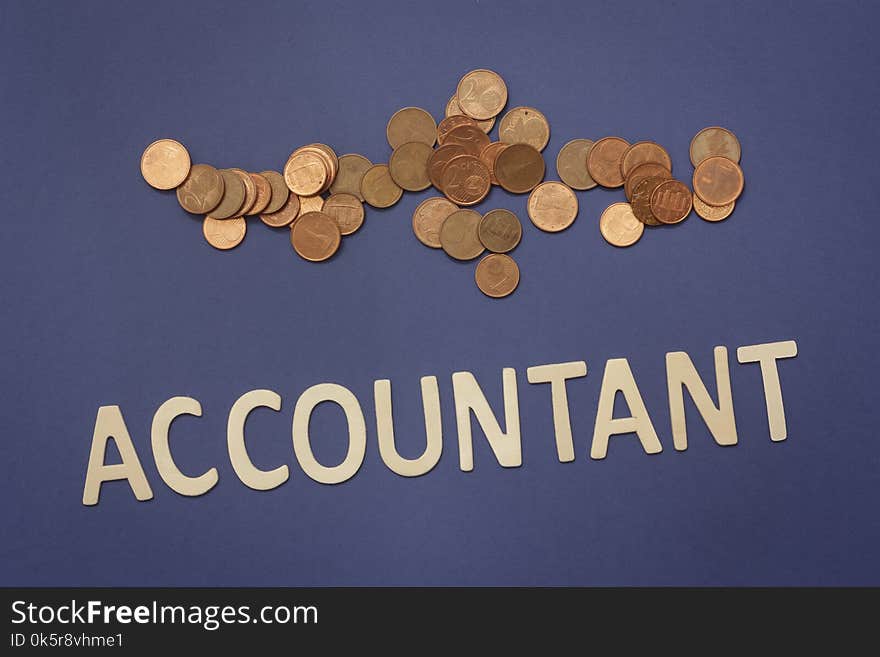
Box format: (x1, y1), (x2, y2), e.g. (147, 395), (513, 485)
(586, 137), (630, 188)
(330, 154), (372, 201)
(428, 144), (467, 190)
(439, 209), (484, 260)
(284, 149), (328, 196)
(308, 143), (339, 181)
(599, 203), (644, 247)
(494, 143), (545, 194)
(246, 173), (272, 215)
(296, 145), (336, 193)
(693, 194), (735, 222)
(140, 138), (191, 190)
(456, 69), (508, 120)
(443, 124), (490, 157)
(361, 164), (403, 208)
(498, 106), (550, 151)
(690, 126), (741, 166)
(209, 170), (246, 219)
(229, 168), (257, 215)
(323, 193), (364, 235)
(620, 141), (673, 179)
(203, 216), (246, 250)
(527, 181), (578, 232)
(624, 161), (672, 200)
(388, 141), (433, 191)
(386, 107), (437, 149)
(650, 179), (692, 224)
(445, 95), (494, 133)
(693, 156), (744, 206)
(437, 115), (479, 145)
(176, 164), (224, 214)
(556, 139), (596, 190)
(259, 191), (300, 228)
(479, 142), (509, 185)
(440, 155), (491, 206)
(259, 170), (290, 214)
(630, 176), (666, 226)
(475, 254), (519, 298)
(478, 209), (521, 252)
(412, 197), (459, 248)
(290, 211), (341, 262)
(298, 194), (325, 215)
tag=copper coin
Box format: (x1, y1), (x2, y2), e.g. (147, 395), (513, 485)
(228, 168), (257, 216)
(246, 173), (272, 215)
(437, 115), (478, 145)
(624, 161), (672, 200)
(329, 154), (372, 201)
(586, 137), (630, 188)
(259, 170), (289, 214)
(298, 194), (325, 215)
(290, 211), (341, 262)
(494, 144), (545, 194)
(203, 216), (246, 250)
(388, 141), (433, 191)
(176, 164), (224, 214)
(140, 138), (191, 190)
(650, 179), (692, 224)
(556, 139), (596, 190)
(284, 149), (328, 196)
(479, 142), (509, 185)
(412, 197), (459, 248)
(630, 176), (666, 226)
(690, 126), (741, 166)
(693, 156), (744, 206)
(439, 209), (484, 260)
(693, 195), (735, 222)
(527, 181), (578, 232)
(428, 144), (467, 191)
(475, 254), (520, 298)
(443, 124), (490, 157)
(498, 106), (550, 151)
(456, 69), (508, 120)
(620, 141), (672, 179)
(445, 95), (494, 133)
(478, 209), (522, 253)
(323, 193), (364, 236)
(599, 203), (643, 247)
(296, 145), (336, 194)
(259, 191), (300, 228)
(361, 164), (403, 208)
(209, 170), (246, 219)
(386, 107), (437, 149)
(308, 143), (339, 181)
(440, 155), (491, 206)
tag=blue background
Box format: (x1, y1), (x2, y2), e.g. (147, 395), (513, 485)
(1, 0), (878, 586)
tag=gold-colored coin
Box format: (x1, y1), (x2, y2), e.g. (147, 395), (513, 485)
(259, 191), (300, 228)
(556, 139), (597, 190)
(443, 124), (490, 157)
(693, 156), (744, 206)
(624, 161), (672, 200)
(494, 143), (545, 194)
(620, 141), (673, 180)
(307, 143), (339, 182)
(630, 176), (666, 226)
(439, 209), (484, 260)
(412, 197), (459, 248)
(440, 155), (491, 206)
(203, 216), (246, 250)
(475, 253), (520, 298)
(140, 138), (191, 190)
(388, 141), (433, 191)
(693, 194), (735, 222)
(209, 170), (246, 219)
(650, 179), (692, 224)
(478, 209), (522, 253)
(246, 173), (272, 215)
(259, 170), (289, 214)
(690, 126), (741, 167)
(284, 149), (328, 196)
(330, 154), (372, 201)
(323, 193), (365, 235)
(290, 211), (341, 262)
(361, 164), (403, 208)
(386, 107), (437, 149)
(586, 136), (630, 188)
(599, 203), (644, 247)
(437, 115), (479, 145)
(229, 168), (257, 216)
(456, 69), (508, 120)
(498, 106), (550, 151)
(428, 144), (467, 190)
(479, 142), (509, 186)
(527, 181), (578, 232)
(176, 164), (224, 214)
(298, 194), (325, 215)
(445, 95), (494, 133)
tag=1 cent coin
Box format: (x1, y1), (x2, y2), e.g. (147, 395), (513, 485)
(246, 173), (272, 215)
(527, 181), (578, 232)
(475, 254), (520, 298)
(176, 164), (224, 214)
(323, 193), (365, 235)
(203, 216), (246, 250)
(650, 179), (692, 224)
(693, 194), (735, 222)
(330, 154), (372, 201)
(209, 170), (246, 219)
(259, 170), (289, 214)
(141, 138), (191, 190)
(290, 211), (341, 262)
(630, 176), (666, 226)
(361, 164), (403, 208)
(456, 69), (508, 120)
(494, 143), (545, 194)
(388, 141), (433, 191)
(478, 209), (522, 253)
(298, 194), (325, 215)
(620, 141), (673, 179)
(556, 139), (596, 190)
(624, 161), (672, 200)
(440, 209), (484, 260)
(693, 156), (744, 206)
(284, 149), (328, 196)
(440, 155), (491, 206)
(228, 168), (257, 216)
(259, 190), (300, 228)
(479, 142), (509, 185)
(498, 106), (550, 151)
(386, 107), (437, 149)
(586, 137), (630, 188)
(412, 197), (459, 248)
(690, 126), (741, 166)
(599, 203), (644, 247)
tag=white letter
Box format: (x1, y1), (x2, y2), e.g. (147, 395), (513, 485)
(227, 389), (289, 491)
(453, 368), (521, 471)
(374, 377), (442, 477)
(737, 340), (798, 441)
(526, 361), (587, 462)
(591, 358), (662, 460)
(83, 406), (154, 506)
(292, 383), (366, 484)
(151, 397), (217, 497)
(666, 347), (737, 451)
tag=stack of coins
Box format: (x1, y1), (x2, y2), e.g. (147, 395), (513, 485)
(689, 127), (744, 222)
